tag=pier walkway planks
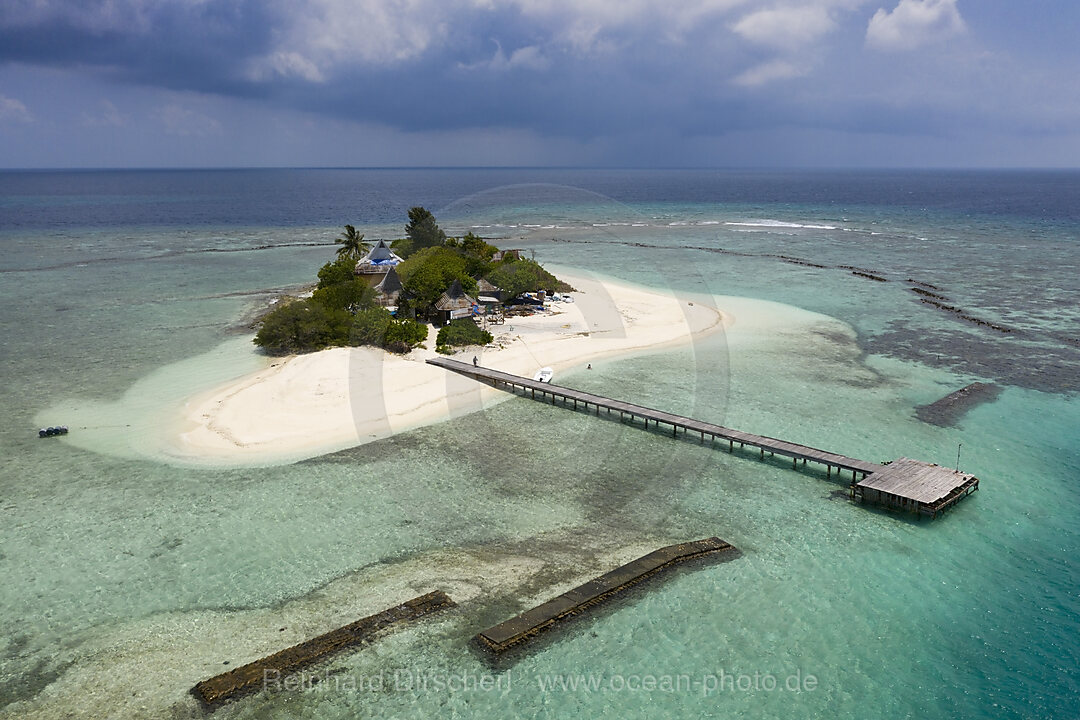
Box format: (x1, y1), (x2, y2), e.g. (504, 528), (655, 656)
(428, 357), (879, 475)
(428, 358), (978, 518)
(192, 591), (455, 708)
(852, 457), (979, 517)
(476, 538), (735, 654)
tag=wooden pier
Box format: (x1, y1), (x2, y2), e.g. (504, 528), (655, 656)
(851, 457), (979, 518)
(192, 591), (455, 708)
(427, 358), (979, 518)
(476, 537), (735, 654)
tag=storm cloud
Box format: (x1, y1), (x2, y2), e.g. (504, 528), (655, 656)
(1, 0), (1078, 167)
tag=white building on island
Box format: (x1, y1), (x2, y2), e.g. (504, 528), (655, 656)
(354, 239), (403, 286)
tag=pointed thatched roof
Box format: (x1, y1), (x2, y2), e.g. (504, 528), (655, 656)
(355, 239), (403, 274)
(375, 267), (403, 295)
(367, 239), (397, 261)
(434, 279), (477, 311)
(476, 277), (501, 294)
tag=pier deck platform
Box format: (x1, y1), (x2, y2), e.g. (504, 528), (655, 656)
(428, 358), (978, 518)
(476, 538), (735, 654)
(852, 457), (979, 517)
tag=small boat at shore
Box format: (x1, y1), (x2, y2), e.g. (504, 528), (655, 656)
(533, 367), (553, 383)
(38, 426), (69, 438)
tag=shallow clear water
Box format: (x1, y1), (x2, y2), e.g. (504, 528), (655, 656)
(0, 169), (1077, 718)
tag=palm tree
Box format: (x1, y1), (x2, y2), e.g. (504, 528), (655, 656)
(335, 224), (370, 261)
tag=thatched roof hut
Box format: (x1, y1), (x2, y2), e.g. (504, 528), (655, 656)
(355, 239), (403, 284)
(434, 279), (478, 324)
(476, 277), (502, 300)
(375, 267), (403, 306)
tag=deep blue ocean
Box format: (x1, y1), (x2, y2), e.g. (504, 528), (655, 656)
(0, 169), (1077, 719)
(5, 168), (1080, 231)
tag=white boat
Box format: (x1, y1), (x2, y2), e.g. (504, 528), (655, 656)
(533, 367), (554, 383)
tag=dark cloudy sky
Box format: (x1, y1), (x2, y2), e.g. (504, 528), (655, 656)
(1, 0), (1078, 168)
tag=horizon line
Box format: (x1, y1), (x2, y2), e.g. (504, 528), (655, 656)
(3, 165), (1079, 173)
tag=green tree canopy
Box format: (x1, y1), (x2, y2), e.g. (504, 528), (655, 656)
(253, 300), (351, 355)
(350, 307), (395, 346)
(486, 258), (568, 299)
(382, 317), (429, 353)
(316, 256), (357, 288)
(351, 307), (428, 354)
(396, 246), (477, 311)
(254, 209), (569, 356)
(335, 224), (369, 261)
(389, 237), (414, 258)
(255, 294), (425, 356)
(436, 318), (492, 353)
(404, 207), (446, 255)
(313, 257), (377, 313)
(311, 280), (376, 314)
(448, 232), (498, 278)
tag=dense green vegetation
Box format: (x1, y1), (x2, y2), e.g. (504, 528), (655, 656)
(436, 318), (493, 354)
(405, 206), (447, 251)
(254, 300), (352, 354)
(334, 224), (369, 261)
(253, 211), (569, 356)
(486, 257), (571, 298)
(351, 307), (428, 353)
(396, 229), (567, 318)
(392, 206), (447, 258)
(446, 232), (499, 277)
(254, 227), (427, 355)
(381, 314), (430, 353)
(396, 246), (478, 313)
(311, 256), (377, 312)
(254, 294), (428, 356)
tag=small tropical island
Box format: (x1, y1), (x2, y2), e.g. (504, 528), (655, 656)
(169, 212), (726, 465)
(254, 207), (572, 356)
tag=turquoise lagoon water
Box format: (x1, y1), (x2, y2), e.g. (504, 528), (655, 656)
(0, 170), (1077, 718)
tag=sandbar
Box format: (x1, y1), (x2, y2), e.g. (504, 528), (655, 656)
(167, 271), (728, 465)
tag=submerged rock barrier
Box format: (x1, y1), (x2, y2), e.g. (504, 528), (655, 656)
(476, 538), (736, 655)
(915, 382), (1002, 427)
(192, 590), (455, 708)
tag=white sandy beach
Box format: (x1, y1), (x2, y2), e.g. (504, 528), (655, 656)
(167, 272), (728, 465)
